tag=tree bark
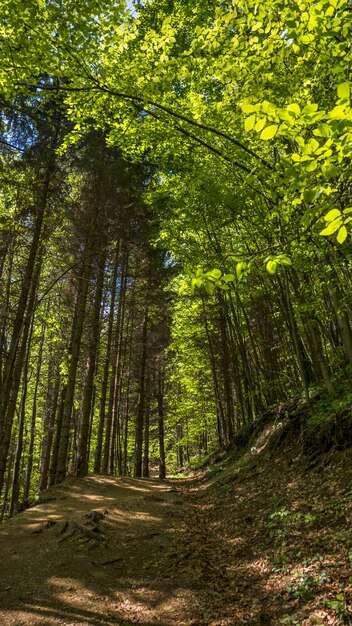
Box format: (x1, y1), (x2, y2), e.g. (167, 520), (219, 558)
(55, 214), (97, 484)
(157, 366), (166, 480)
(94, 244), (119, 473)
(134, 303), (149, 478)
(77, 252), (106, 477)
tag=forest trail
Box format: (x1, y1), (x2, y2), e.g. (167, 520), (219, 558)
(0, 448), (352, 626)
(0, 476), (197, 626)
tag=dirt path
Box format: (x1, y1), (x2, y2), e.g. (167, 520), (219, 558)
(0, 458), (351, 626)
(0, 475), (198, 626)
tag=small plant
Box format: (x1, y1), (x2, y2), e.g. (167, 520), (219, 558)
(325, 594), (352, 623)
(268, 508), (317, 545)
(285, 574), (315, 600)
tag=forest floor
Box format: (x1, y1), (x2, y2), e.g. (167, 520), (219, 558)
(0, 426), (352, 624)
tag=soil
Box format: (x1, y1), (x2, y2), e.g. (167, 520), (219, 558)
(0, 443), (351, 625)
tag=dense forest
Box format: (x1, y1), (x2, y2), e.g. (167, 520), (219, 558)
(1, 0), (352, 517)
(1, 1), (352, 625)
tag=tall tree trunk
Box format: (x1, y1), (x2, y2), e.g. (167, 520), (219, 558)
(55, 218), (97, 485)
(48, 386), (65, 488)
(0, 127), (58, 438)
(77, 252), (106, 477)
(0, 254), (41, 496)
(123, 293), (135, 476)
(327, 283), (352, 365)
(134, 303), (149, 478)
(23, 320), (46, 501)
(218, 296), (234, 442)
(202, 298), (225, 446)
(142, 376), (151, 478)
(8, 319), (33, 517)
(157, 366), (166, 480)
(177, 424), (184, 468)
(94, 244), (119, 473)
(39, 361), (60, 492)
(278, 273), (312, 407)
(0, 241), (14, 386)
(102, 255), (127, 474)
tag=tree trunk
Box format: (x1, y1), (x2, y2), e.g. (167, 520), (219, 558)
(94, 244), (119, 473)
(157, 366), (166, 480)
(55, 219), (97, 484)
(142, 379), (150, 478)
(39, 361), (60, 492)
(77, 252), (106, 477)
(23, 319), (46, 501)
(8, 320), (33, 517)
(0, 127), (58, 439)
(278, 273), (312, 407)
(134, 303), (149, 478)
(0, 255), (41, 497)
(102, 255), (127, 474)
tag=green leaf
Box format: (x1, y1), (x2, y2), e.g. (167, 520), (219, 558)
(255, 118), (266, 132)
(244, 115), (256, 132)
(337, 225), (347, 243)
(322, 162), (339, 178)
(241, 103), (256, 113)
(266, 260), (277, 274)
(328, 105), (346, 119)
(306, 160), (318, 172)
(308, 138), (319, 153)
(320, 218), (343, 236)
(222, 274), (235, 283)
(287, 103), (301, 117)
(208, 268), (222, 279)
(303, 103), (319, 114)
(324, 209), (341, 222)
(337, 82), (350, 100)
(204, 281), (215, 296)
(260, 124), (278, 140)
(236, 262), (247, 276)
(277, 256), (292, 266)
(313, 123), (332, 138)
(303, 189), (316, 203)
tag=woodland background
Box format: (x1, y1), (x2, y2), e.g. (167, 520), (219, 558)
(0, 0), (352, 519)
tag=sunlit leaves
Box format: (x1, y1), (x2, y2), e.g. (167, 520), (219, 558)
(266, 259), (277, 275)
(323, 209), (341, 222)
(260, 124), (278, 140)
(320, 208), (351, 243)
(320, 218), (343, 236)
(244, 115), (256, 132)
(337, 82), (350, 100)
(265, 255), (292, 275)
(337, 225), (347, 244)
(3, 0), (352, 278)
(191, 267), (235, 295)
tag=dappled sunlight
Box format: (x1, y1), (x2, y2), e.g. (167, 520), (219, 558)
(109, 508), (162, 524)
(1, 452), (352, 625)
(223, 535), (245, 547)
(5, 566), (201, 626)
(246, 557), (272, 577)
(0, 475), (203, 625)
